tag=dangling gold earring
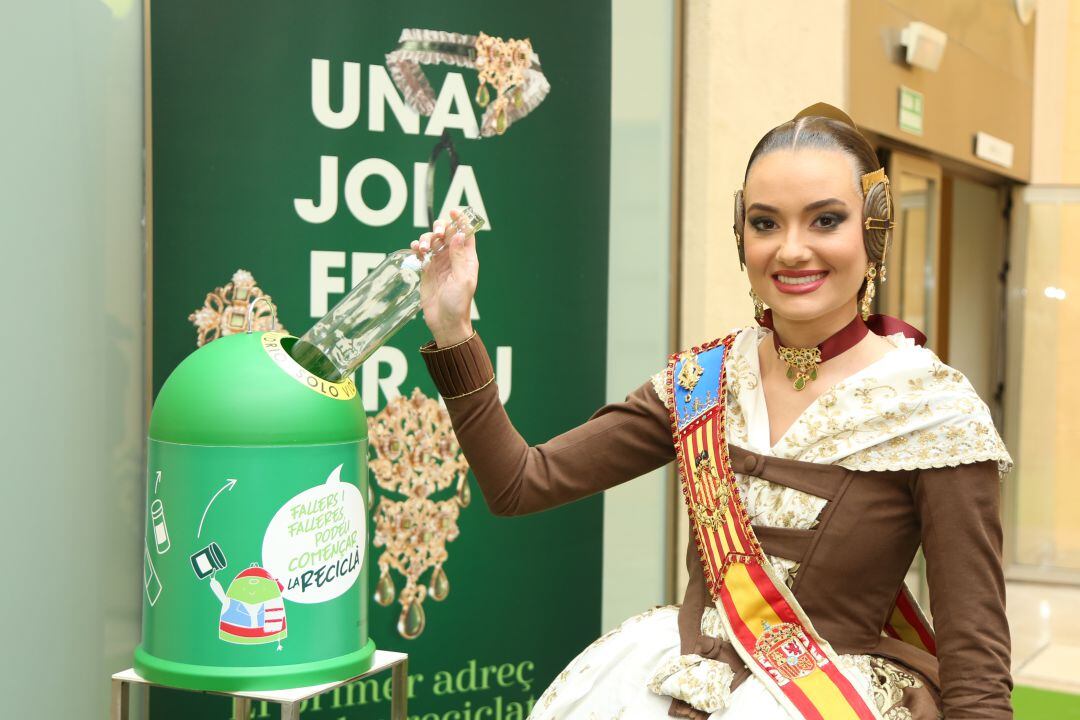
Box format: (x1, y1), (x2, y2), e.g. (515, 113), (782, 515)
(860, 265), (878, 321)
(750, 288), (765, 321)
(879, 237), (890, 284)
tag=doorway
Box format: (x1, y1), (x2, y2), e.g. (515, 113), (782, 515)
(880, 153), (943, 350)
(879, 150), (1007, 396)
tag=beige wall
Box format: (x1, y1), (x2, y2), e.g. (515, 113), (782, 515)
(1032, 0), (1080, 183)
(680, 0), (848, 347)
(677, 0), (848, 593)
(1031, 0), (1071, 182)
(850, 0), (1035, 181)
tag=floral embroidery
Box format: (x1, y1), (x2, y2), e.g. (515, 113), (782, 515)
(650, 370), (670, 411)
(699, 606), (725, 638)
(844, 655), (923, 719)
(738, 328), (1014, 474)
(647, 653), (735, 713)
(737, 475), (825, 533)
(653, 328), (1011, 492)
(532, 668), (569, 714)
(587, 711), (628, 720)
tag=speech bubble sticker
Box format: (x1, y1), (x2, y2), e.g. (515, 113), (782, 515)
(262, 464), (366, 604)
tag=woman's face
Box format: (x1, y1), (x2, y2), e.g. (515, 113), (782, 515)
(742, 148), (868, 325)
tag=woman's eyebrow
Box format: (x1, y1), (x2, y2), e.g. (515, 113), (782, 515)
(804, 198), (846, 211)
(747, 198), (847, 214)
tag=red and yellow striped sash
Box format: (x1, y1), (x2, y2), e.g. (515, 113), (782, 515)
(666, 335), (882, 720)
(884, 586), (936, 655)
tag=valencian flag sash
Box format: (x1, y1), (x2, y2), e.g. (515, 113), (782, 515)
(666, 335), (935, 720)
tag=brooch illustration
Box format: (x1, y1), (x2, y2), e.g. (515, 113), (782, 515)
(369, 388), (470, 639)
(385, 28), (549, 137)
(188, 269), (286, 347)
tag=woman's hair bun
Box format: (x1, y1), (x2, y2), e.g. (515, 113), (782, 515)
(862, 179), (891, 265)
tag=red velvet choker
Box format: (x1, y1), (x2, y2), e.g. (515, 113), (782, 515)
(757, 309), (926, 390)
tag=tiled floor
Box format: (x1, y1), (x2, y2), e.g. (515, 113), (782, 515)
(1008, 581), (1080, 693)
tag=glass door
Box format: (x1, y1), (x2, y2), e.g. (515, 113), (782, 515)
(880, 152), (944, 351)
(1004, 186), (1080, 582)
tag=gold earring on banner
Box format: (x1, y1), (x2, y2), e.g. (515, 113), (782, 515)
(750, 288), (765, 322)
(860, 264), (877, 321)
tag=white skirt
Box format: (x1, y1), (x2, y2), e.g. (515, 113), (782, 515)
(529, 606), (878, 720)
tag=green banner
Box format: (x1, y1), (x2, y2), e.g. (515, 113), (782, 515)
(148, 1), (611, 717)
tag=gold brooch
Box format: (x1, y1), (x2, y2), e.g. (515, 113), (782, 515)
(188, 269), (285, 347)
(369, 388), (470, 639)
(776, 345), (822, 391)
(678, 354), (704, 399)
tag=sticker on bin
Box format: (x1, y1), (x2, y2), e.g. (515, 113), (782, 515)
(262, 464), (366, 604)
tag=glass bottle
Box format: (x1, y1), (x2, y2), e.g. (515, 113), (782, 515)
(290, 207), (486, 381)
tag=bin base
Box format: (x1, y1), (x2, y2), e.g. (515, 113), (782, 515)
(134, 638), (377, 692)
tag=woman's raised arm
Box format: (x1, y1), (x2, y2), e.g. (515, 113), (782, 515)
(420, 332), (675, 516)
(411, 210), (675, 516)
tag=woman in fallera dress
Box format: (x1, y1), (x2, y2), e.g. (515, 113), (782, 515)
(409, 103), (1013, 719)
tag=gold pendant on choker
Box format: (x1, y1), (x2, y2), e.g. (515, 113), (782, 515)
(776, 346), (822, 391)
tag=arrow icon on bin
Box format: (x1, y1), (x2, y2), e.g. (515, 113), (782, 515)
(197, 478), (237, 539)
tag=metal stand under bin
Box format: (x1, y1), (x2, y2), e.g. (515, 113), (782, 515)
(111, 650), (408, 720)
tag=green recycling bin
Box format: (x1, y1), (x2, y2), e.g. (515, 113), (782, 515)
(134, 330), (376, 691)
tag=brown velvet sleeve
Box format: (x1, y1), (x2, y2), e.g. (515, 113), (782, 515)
(419, 332), (675, 516)
(911, 461), (1012, 719)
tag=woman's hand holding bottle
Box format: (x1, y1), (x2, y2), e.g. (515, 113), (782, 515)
(411, 208), (478, 348)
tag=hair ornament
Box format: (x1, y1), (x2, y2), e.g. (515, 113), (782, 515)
(860, 167), (887, 195)
(860, 167), (895, 233)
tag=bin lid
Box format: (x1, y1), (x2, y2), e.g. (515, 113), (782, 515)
(149, 332), (367, 446)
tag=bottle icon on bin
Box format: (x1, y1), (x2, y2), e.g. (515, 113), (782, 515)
(190, 542), (228, 579)
(150, 499), (171, 555)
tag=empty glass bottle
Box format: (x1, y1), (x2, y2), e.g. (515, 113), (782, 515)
(290, 207), (486, 381)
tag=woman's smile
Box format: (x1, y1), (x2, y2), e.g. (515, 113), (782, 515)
(772, 269), (829, 294)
